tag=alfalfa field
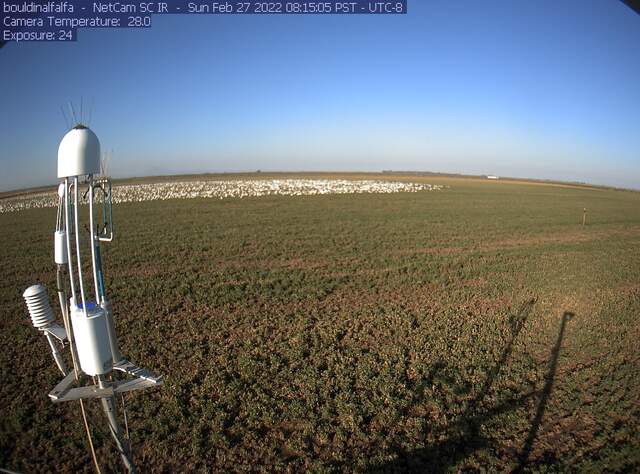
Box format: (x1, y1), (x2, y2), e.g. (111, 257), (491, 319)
(1, 174), (639, 472)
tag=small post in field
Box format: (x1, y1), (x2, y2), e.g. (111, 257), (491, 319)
(582, 208), (587, 226)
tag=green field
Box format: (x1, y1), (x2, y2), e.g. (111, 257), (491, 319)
(1, 175), (639, 472)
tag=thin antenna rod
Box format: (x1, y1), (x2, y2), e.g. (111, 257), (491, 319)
(60, 105), (70, 130)
(88, 97), (94, 127)
(69, 101), (77, 126)
(80, 97), (83, 125)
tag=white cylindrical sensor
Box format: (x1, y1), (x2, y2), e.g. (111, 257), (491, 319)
(70, 303), (113, 376)
(54, 230), (68, 264)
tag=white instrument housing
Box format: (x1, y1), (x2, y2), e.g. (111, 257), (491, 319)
(23, 284), (56, 329)
(71, 303), (113, 376)
(54, 230), (68, 264)
(57, 126), (101, 178)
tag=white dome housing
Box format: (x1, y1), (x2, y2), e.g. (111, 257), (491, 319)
(57, 126), (101, 178)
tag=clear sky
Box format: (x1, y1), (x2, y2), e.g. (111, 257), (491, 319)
(1, 1), (639, 191)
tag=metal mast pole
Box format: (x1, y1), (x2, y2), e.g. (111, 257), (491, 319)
(96, 376), (136, 473)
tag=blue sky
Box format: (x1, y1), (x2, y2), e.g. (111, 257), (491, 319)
(1, 1), (639, 191)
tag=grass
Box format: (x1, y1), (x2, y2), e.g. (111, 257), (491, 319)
(1, 175), (639, 472)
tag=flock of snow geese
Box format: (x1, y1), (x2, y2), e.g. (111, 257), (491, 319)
(0, 179), (446, 213)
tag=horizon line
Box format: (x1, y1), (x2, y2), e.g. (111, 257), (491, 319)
(1, 170), (638, 196)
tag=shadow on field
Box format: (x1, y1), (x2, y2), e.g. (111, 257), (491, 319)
(369, 299), (574, 473)
(514, 311), (573, 472)
(371, 305), (574, 473)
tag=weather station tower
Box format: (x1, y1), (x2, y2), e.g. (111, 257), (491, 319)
(22, 123), (163, 472)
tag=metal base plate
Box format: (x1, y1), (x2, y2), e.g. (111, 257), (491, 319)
(49, 359), (163, 403)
